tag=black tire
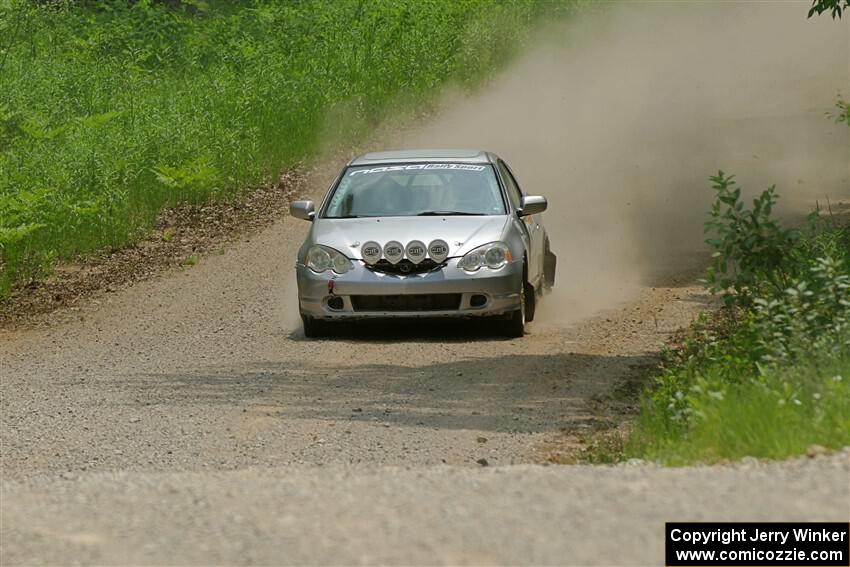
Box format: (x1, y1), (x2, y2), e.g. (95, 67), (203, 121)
(502, 280), (526, 338)
(544, 238), (557, 291)
(524, 280), (536, 323)
(302, 316), (328, 338)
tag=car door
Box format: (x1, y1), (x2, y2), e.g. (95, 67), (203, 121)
(497, 159), (544, 287)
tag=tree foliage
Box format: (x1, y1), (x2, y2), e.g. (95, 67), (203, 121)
(807, 0), (850, 18)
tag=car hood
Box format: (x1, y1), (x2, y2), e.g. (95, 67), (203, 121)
(311, 215), (510, 260)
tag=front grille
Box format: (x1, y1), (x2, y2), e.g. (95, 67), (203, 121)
(351, 294), (461, 312)
(367, 259), (444, 276)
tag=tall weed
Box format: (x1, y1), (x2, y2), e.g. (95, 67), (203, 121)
(0, 0), (577, 294)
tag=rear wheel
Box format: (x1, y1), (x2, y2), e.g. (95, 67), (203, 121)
(543, 238), (557, 291)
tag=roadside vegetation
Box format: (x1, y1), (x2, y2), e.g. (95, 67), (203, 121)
(624, 175), (849, 464)
(599, 0), (850, 466)
(0, 0), (576, 297)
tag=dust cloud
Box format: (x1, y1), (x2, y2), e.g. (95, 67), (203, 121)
(392, 1), (849, 326)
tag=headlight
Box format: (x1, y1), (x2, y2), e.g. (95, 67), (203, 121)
(458, 242), (512, 272)
(306, 245), (351, 274)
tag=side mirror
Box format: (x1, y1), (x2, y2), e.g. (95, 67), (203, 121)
(518, 195), (547, 217)
(290, 200), (315, 221)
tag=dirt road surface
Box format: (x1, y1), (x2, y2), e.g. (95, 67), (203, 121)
(2, 3), (848, 565)
(2, 205), (848, 565)
(3, 456), (847, 565)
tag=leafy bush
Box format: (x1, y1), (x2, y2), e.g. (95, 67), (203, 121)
(627, 174), (850, 464)
(807, 0), (850, 19)
(828, 93), (850, 125)
(704, 172), (800, 306)
(0, 0), (576, 295)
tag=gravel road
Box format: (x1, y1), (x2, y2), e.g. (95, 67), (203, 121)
(3, 455), (848, 566)
(2, 197), (847, 565)
(3, 3), (849, 565)
(0, 202), (709, 480)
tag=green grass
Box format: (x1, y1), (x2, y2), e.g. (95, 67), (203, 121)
(628, 354), (850, 464)
(0, 0), (579, 295)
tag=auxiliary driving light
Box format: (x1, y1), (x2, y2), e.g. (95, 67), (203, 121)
(406, 240), (427, 264)
(383, 240), (404, 264)
(361, 241), (381, 265)
(428, 239), (449, 263)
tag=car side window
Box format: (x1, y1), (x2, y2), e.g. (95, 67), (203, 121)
(497, 160), (522, 211)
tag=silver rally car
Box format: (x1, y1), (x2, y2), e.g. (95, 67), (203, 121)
(290, 149), (556, 338)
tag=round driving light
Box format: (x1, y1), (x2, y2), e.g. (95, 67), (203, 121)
(484, 246), (506, 269)
(361, 241), (381, 265)
(383, 240), (404, 264)
(463, 251), (483, 272)
(307, 246), (331, 272)
(332, 254), (350, 274)
(428, 239), (449, 263)
(406, 240), (427, 264)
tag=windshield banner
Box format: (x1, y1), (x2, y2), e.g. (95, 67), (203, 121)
(349, 164), (486, 176)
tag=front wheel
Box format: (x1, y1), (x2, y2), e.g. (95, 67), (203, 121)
(502, 282), (526, 338)
(302, 316), (329, 338)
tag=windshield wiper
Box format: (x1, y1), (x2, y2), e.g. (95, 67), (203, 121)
(416, 211), (483, 216)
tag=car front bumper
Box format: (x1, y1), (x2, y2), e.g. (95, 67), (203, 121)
(296, 258), (523, 320)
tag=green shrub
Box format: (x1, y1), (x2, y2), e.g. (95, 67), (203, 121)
(704, 172), (800, 306)
(627, 173), (850, 464)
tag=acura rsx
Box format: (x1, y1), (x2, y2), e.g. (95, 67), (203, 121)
(289, 149), (556, 338)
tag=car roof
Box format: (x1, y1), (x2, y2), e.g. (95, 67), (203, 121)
(348, 149), (496, 166)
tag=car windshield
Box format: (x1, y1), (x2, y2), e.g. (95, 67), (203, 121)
(323, 163), (505, 218)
